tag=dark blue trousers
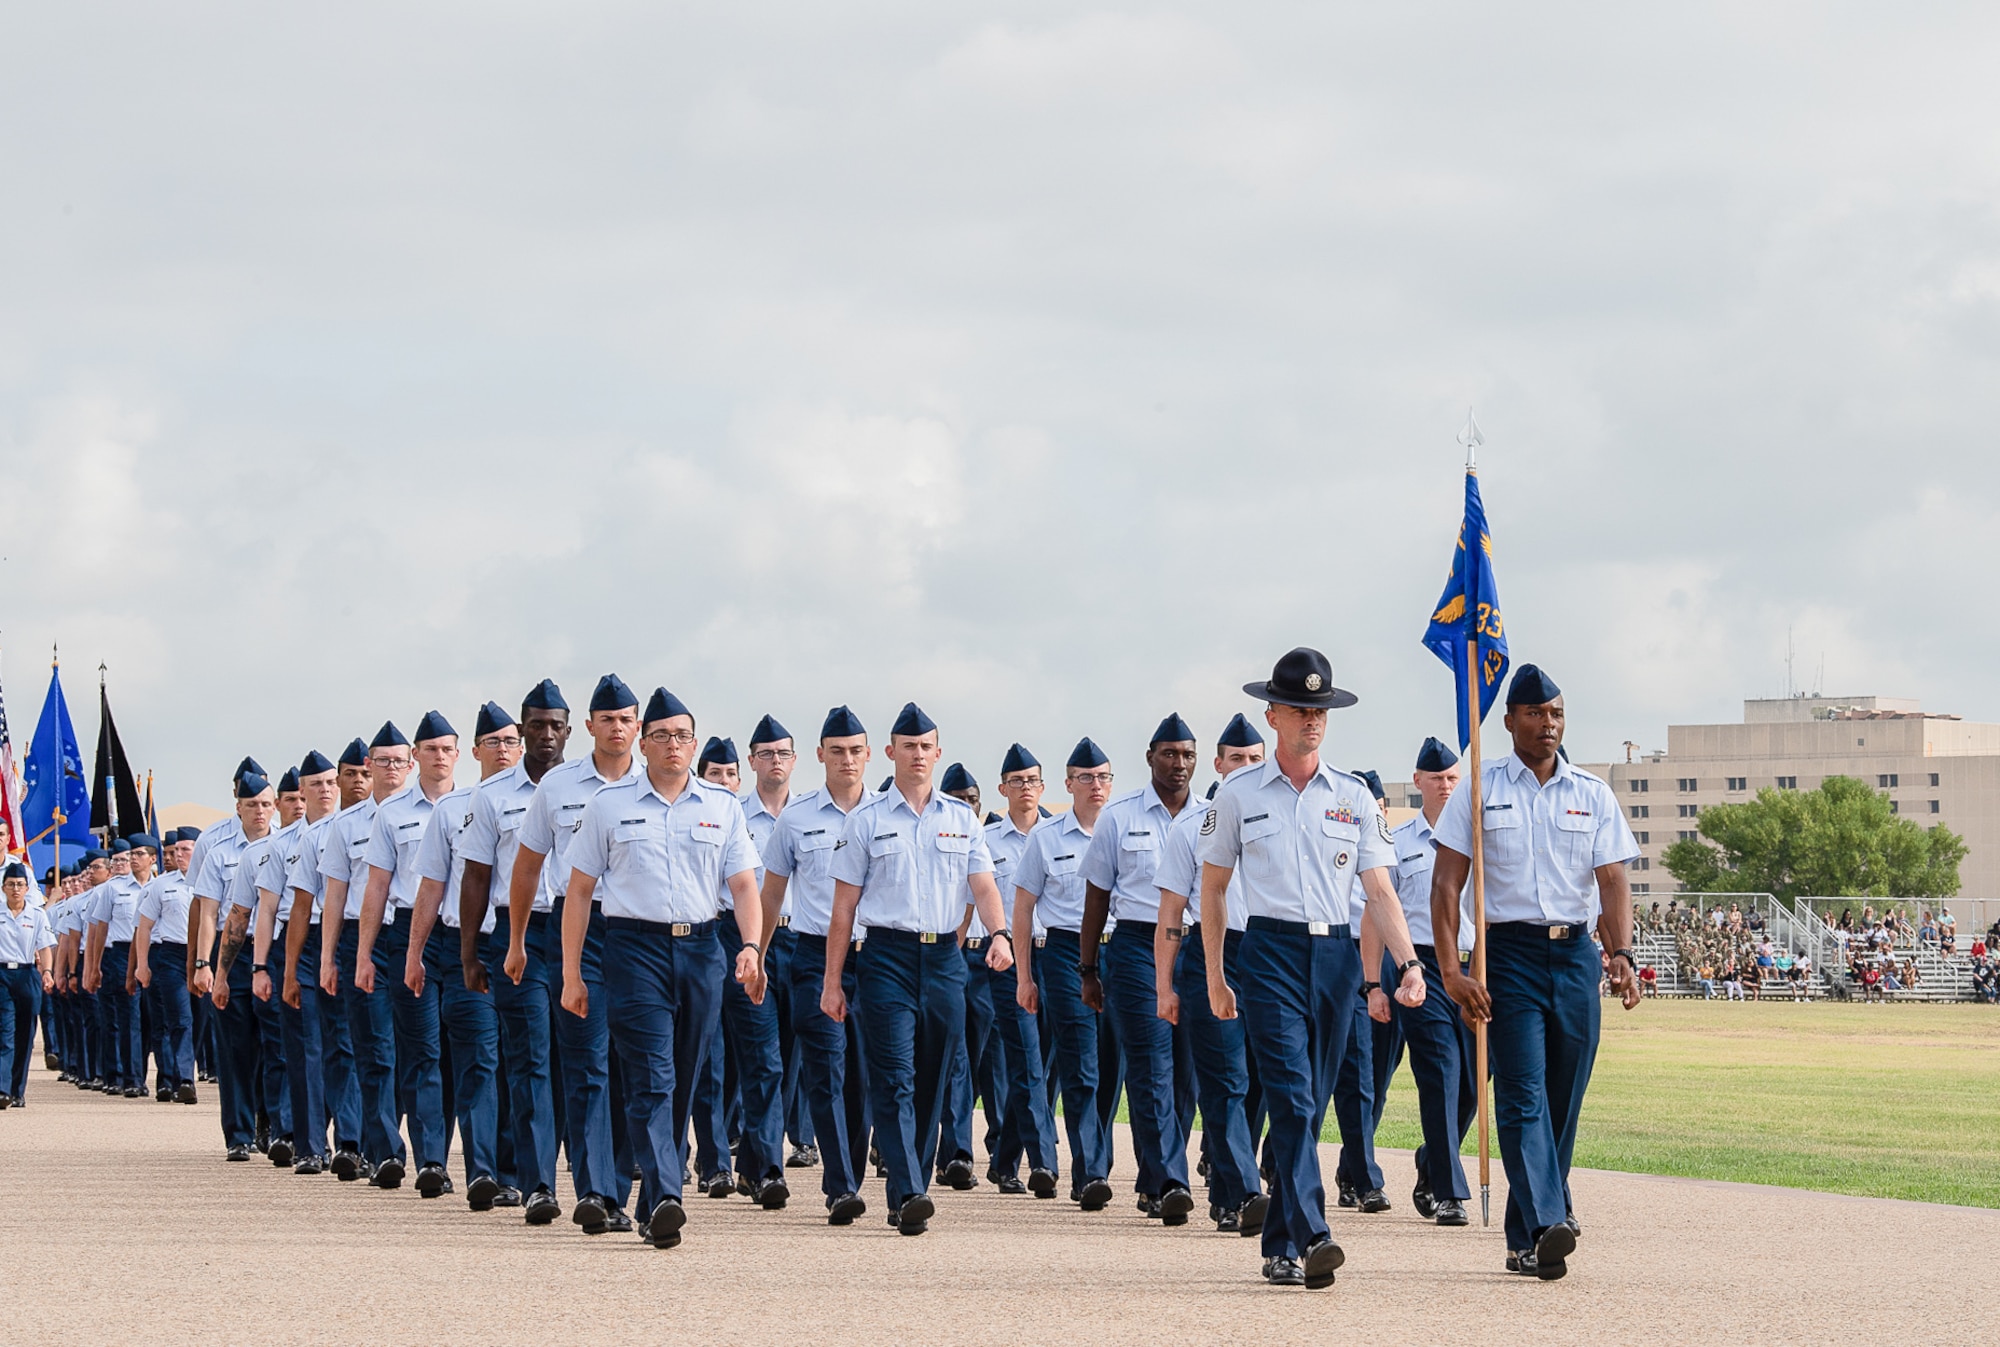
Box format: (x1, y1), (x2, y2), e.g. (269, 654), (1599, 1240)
(100, 943), (141, 1089)
(252, 964), (291, 1140)
(1239, 922), (1358, 1262)
(544, 898), (632, 1211)
(717, 910), (785, 1182)
(690, 1011), (730, 1180)
(1175, 924), (1260, 1212)
(987, 957), (1057, 1176)
(336, 924), (402, 1165)
(278, 925), (327, 1158)
(767, 926), (811, 1149)
(1, 965), (41, 1099)
(438, 929), (501, 1184)
(1487, 926), (1598, 1251)
(1035, 929), (1115, 1186)
(857, 930), (966, 1209)
(941, 939), (1003, 1167)
(485, 917), (558, 1197)
(1332, 942), (1383, 1193)
(1392, 947), (1477, 1202)
(297, 925), (361, 1152)
(193, 987), (214, 1077)
(604, 920), (723, 1219)
(373, 920), (446, 1167)
(1107, 922), (1189, 1197)
(789, 933), (871, 1200)
(216, 952), (262, 1148)
(152, 942), (196, 1090)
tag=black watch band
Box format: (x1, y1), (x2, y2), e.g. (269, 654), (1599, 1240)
(1610, 947), (1636, 966)
(194, 959), (210, 969)
(1397, 958), (1422, 978)
(990, 930), (1012, 943)
(742, 941), (762, 957)
(1079, 962), (1099, 976)
(1360, 979), (1381, 994)
(252, 963), (269, 973)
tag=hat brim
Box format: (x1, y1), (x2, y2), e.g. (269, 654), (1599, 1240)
(1241, 680), (1359, 710)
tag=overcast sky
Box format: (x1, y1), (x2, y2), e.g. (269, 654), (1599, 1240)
(5, 3), (1999, 806)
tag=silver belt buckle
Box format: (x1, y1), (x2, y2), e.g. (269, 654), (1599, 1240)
(919, 931), (938, 944)
(1548, 924), (1571, 939)
(1308, 921), (1331, 936)
(670, 923), (692, 937)
(966, 936), (984, 949)
(776, 915), (791, 927)
(1034, 937), (1047, 949)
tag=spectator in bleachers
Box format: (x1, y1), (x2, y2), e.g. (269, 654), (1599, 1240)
(1972, 937), (1988, 962)
(1638, 964), (1657, 998)
(1695, 960), (1717, 999)
(1860, 961), (1884, 1002)
(1721, 958), (1745, 1001)
(1972, 958), (1997, 1004)
(1918, 913), (1939, 948)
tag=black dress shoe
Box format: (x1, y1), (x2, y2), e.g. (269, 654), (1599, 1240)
(175, 1084), (198, 1105)
(704, 1171), (734, 1199)
(1532, 1223), (1575, 1281)
(1411, 1177), (1437, 1219)
(1434, 1198), (1469, 1226)
(755, 1175), (790, 1210)
(415, 1164), (449, 1198)
(330, 1150), (361, 1182)
(895, 1193), (934, 1236)
(1157, 1186), (1194, 1227)
(786, 1144), (817, 1168)
(1237, 1192), (1269, 1237)
(44, 1051), (59, 1071)
(1216, 1209), (1241, 1232)
(1301, 1235), (1345, 1290)
(524, 1189), (561, 1225)
(294, 1155), (325, 1176)
(1263, 1256), (1304, 1287)
(1139, 1194), (1161, 1218)
(1358, 1187), (1390, 1214)
(573, 1193), (608, 1232)
(1077, 1177), (1113, 1212)
(268, 1138), (295, 1167)
(1028, 1168), (1058, 1199)
(156, 1086), (173, 1103)
(942, 1158), (977, 1190)
(372, 1157), (406, 1189)
(1507, 1250), (1532, 1275)
(255, 1125), (270, 1153)
(466, 1174), (501, 1211)
(646, 1197), (686, 1247)
(1565, 1213), (1582, 1239)
(735, 1170), (755, 1198)
(995, 1173), (1026, 1195)
(492, 1186), (522, 1208)
(827, 1192), (866, 1226)
(602, 1209), (634, 1234)
(0, 1095), (12, 1110)
(226, 1144), (253, 1162)
(1336, 1178), (1359, 1209)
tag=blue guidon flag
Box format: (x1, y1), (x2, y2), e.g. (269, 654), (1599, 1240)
(1421, 416), (1509, 749)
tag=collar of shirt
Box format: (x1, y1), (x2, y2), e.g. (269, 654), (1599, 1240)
(765, 787), (861, 936)
(835, 788), (988, 934)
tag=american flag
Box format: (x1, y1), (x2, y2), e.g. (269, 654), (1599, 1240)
(0, 662), (23, 856)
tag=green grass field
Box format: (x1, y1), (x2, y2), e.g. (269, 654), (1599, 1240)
(1361, 1000), (2000, 1208)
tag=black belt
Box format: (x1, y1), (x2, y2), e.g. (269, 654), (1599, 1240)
(1115, 920), (1156, 939)
(1413, 943), (1473, 964)
(964, 936), (985, 949)
(2, 962), (23, 970)
(605, 917), (717, 938)
(1246, 916), (1352, 939)
(867, 927), (955, 946)
(1489, 920), (1586, 941)
(1047, 927), (1113, 946)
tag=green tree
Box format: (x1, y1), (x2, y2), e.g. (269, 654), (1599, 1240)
(1661, 775), (1966, 902)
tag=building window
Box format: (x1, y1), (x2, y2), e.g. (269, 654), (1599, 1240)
(1405, 793), (1422, 809)
(1634, 883), (1651, 894)
(1857, 738), (1866, 747)
(1929, 800), (1940, 814)
(1890, 801), (1900, 814)
(1726, 777), (1747, 791)
(1776, 776), (1797, 790)
(1679, 830), (1698, 841)
(1634, 831), (1649, 845)
(1677, 777), (1697, 792)
(1677, 804), (1698, 818)
(1627, 779), (1649, 793)
(1629, 857), (1650, 871)
(1878, 774), (1898, 788)
(1930, 773), (1940, 787)
(1629, 805), (1649, 819)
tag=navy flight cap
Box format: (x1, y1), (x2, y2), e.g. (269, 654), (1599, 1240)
(999, 743), (1040, 776)
(474, 701), (515, 739)
(2, 862), (26, 882)
(522, 678), (568, 712)
(414, 710), (455, 743)
(890, 702), (937, 737)
(109, 838), (131, 854)
(237, 771), (272, 799)
(699, 735), (738, 766)
(277, 768), (301, 793)
(940, 763), (976, 794)
(338, 737), (369, 768)
(127, 833), (161, 853)
(1150, 712), (1197, 745)
(1506, 664), (1562, 706)
(1415, 736), (1459, 773)
(748, 714), (791, 747)
(590, 674), (639, 713)
(1217, 713), (1264, 748)
(299, 749), (336, 777)
(370, 721), (409, 750)
(1355, 769), (1386, 804)
(1067, 737), (1110, 770)
(643, 687), (692, 725)
(233, 756), (265, 783)
(1242, 647), (1357, 710)
(820, 705), (867, 740)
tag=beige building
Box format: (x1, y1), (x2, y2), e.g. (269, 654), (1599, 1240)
(1386, 694), (1997, 897)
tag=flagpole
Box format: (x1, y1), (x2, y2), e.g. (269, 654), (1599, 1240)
(51, 646), (62, 889)
(1459, 410), (1492, 1228)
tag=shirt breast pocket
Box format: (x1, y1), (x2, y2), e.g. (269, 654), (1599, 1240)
(1481, 807), (1524, 860)
(611, 821), (663, 870)
(1319, 818), (1360, 869)
(1555, 811), (1595, 868)
(1240, 815), (1285, 879)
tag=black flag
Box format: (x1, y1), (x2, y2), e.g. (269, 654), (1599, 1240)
(90, 672), (145, 840)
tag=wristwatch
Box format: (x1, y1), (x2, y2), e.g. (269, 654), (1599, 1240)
(1396, 958), (1422, 979)
(252, 963), (269, 974)
(1610, 947), (1636, 967)
(1360, 979), (1381, 994)
(194, 959), (211, 970)
(1079, 963), (1099, 976)
(740, 941), (762, 958)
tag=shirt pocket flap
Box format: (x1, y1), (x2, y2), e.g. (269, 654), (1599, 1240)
(611, 821), (650, 844)
(934, 831), (972, 854)
(1555, 810), (1595, 833)
(869, 831), (906, 858)
(688, 821), (725, 845)
(1120, 828), (1159, 852)
(1319, 817), (1360, 842)
(798, 828), (835, 853)
(1481, 805), (1522, 830)
(1240, 814), (1283, 844)
(1047, 850), (1082, 875)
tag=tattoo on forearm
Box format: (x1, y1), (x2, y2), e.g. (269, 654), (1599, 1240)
(217, 907), (251, 972)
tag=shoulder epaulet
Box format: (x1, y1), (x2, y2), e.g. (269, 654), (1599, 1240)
(1565, 763), (1610, 787)
(1107, 787), (1147, 808)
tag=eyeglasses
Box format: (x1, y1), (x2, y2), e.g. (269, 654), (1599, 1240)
(478, 735), (523, 750)
(749, 749), (796, 763)
(1000, 775), (1044, 789)
(642, 729), (698, 746)
(370, 755), (413, 769)
(1070, 771), (1115, 786)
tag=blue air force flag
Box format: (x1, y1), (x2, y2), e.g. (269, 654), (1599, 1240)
(1422, 466), (1509, 750)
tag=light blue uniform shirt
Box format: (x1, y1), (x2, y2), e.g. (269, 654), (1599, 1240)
(87, 874), (146, 943)
(761, 787), (868, 938)
(49, 896), (83, 942)
(976, 815), (1039, 939)
(829, 786), (993, 936)
(1196, 758), (1396, 928)
(256, 820), (309, 922)
(136, 869), (195, 945)
(568, 774), (758, 924)
(283, 814), (337, 923)
(740, 790), (785, 901)
(460, 762), (541, 912)
(365, 783), (449, 921)
(1432, 752), (1637, 927)
(318, 798), (378, 921)
(517, 756), (642, 909)
(0, 902), (54, 963)
(228, 826), (291, 921)
(1390, 815), (1472, 950)
(1082, 784), (1202, 924)
(1012, 809), (1094, 932)
(187, 815), (245, 908)
(1157, 803), (1246, 932)
(413, 786), (495, 933)
(194, 830), (252, 916)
